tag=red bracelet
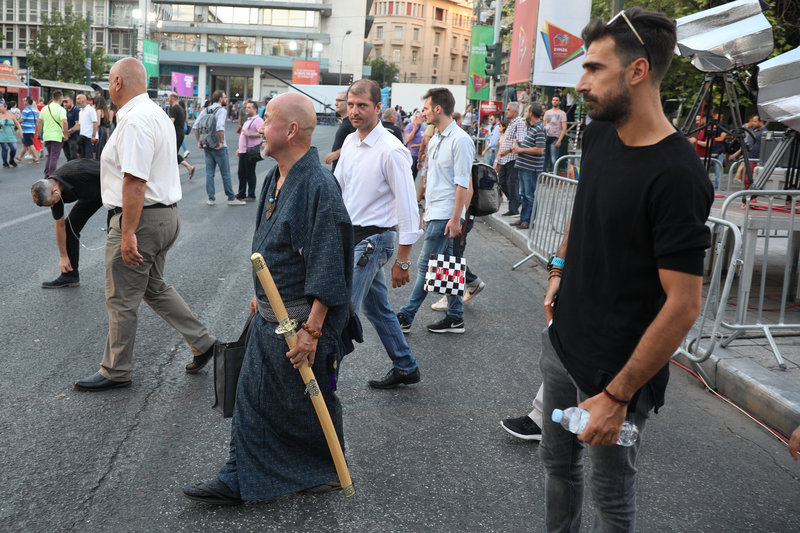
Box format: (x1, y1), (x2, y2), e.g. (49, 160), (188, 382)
(301, 322), (322, 338)
(603, 387), (630, 406)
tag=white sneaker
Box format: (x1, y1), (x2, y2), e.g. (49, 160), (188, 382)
(228, 198), (246, 206)
(206, 199), (216, 206)
(462, 279), (486, 303)
(431, 295), (448, 311)
(183, 150), (190, 158)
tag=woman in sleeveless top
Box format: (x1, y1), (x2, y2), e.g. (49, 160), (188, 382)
(0, 102), (21, 168)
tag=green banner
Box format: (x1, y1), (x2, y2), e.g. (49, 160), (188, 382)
(143, 39), (159, 79)
(467, 25), (493, 100)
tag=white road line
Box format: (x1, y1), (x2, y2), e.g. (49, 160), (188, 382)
(0, 209), (49, 231)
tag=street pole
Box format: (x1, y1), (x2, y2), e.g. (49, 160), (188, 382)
(611, 0), (624, 14)
(85, 10), (92, 85)
(488, 0), (502, 103)
(338, 30), (352, 85)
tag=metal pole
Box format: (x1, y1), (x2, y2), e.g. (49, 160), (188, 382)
(488, 0), (502, 101)
(610, 0), (624, 14)
(85, 10), (92, 85)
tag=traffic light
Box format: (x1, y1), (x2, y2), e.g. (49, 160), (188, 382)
(485, 42), (501, 79)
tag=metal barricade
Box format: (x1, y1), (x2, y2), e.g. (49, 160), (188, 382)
(512, 172), (578, 270)
(553, 154), (581, 176)
(674, 217), (742, 384)
(716, 190), (800, 369)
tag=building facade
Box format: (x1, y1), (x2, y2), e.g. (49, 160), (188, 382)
(366, 0), (473, 85)
(0, 0), (369, 102)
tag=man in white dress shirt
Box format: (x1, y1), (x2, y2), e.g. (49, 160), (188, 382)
(74, 57), (218, 392)
(334, 79), (423, 389)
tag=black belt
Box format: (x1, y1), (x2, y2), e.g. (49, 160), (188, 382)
(353, 225), (397, 244)
(110, 203), (176, 215)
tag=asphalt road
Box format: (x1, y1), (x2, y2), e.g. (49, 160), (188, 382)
(0, 122), (798, 532)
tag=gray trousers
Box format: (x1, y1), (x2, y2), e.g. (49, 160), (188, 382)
(538, 328), (653, 533)
(100, 207), (215, 381)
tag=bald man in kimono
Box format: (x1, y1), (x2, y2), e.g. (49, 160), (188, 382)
(183, 93), (354, 505)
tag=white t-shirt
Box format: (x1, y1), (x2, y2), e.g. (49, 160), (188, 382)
(79, 104), (98, 137)
(100, 93), (181, 209)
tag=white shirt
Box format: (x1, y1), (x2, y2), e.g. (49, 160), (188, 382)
(79, 104), (97, 137)
(424, 119), (474, 221)
(100, 93), (182, 209)
(334, 121), (422, 246)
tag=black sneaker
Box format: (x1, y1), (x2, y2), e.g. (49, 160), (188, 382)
(500, 415), (542, 441)
(9, 159), (17, 167)
(368, 367), (421, 389)
(42, 273), (80, 288)
(396, 312), (412, 333)
(427, 315), (465, 334)
(2, 163), (8, 168)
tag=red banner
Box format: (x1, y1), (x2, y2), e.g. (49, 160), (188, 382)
(508, 0), (540, 85)
(478, 100), (503, 124)
(292, 60), (320, 85)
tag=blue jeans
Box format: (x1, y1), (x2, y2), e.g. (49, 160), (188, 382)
(399, 219), (463, 322)
(517, 168), (538, 225)
(204, 147), (235, 201)
(351, 231), (417, 373)
(539, 328), (652, 532)
(0, 142), (16, 163)
(546, 137), (560, 172)
(713, 152), (724, 189)
(485, 148), (497, 167)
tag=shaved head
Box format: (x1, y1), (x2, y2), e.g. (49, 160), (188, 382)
(269, 92), (316, 141)
(109, 57), (147, 108)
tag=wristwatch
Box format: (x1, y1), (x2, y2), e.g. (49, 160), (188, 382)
(546, 255), (565, 271)
(395, 260), (411, 271)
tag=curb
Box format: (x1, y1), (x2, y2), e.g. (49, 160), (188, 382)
(484, 207), (800, 438)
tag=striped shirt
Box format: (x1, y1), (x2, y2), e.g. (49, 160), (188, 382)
(20, 105), (38, 133)
(517, 121), (546, 171)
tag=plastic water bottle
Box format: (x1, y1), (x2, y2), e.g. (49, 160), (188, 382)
(551, 407), (639, 447)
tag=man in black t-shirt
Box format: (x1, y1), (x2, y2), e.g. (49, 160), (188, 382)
(538, 9), (713, 531)
(323, 91), (356, 172)
(167, 92), (195, 179)
(62, 96), (81, 161)
(30, 159), (103, 288)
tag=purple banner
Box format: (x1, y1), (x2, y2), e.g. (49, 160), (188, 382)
(171, 72), (194, 97)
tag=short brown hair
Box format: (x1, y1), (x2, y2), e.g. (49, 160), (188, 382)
(347, 79), (381, 106)
(423, 88), (455, 116)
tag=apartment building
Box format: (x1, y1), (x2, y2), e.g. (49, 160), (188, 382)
(0, 0), (369, 102)
(366, 0), (473, 85)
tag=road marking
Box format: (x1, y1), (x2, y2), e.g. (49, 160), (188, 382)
(0, 209), (49, 231)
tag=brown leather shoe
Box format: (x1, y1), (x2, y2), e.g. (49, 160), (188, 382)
(510, 221), (522, 227)
(517, 222), (529, 229)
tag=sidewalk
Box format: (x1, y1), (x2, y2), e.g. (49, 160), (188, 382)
(484, 199), (800, 438)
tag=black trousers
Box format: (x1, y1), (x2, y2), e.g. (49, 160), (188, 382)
(237, 152), (258, 198)
(63, 137), (79, 161)
(77, 135), (93, 159)
(498, 160), (519, 214)
(65, 196), (104, 272)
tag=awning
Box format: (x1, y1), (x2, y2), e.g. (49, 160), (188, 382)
(30, 78), (94, 92)
(0, 66), (27, 89)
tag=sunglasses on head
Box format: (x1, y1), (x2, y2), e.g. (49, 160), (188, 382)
(607, 10), (652, 69)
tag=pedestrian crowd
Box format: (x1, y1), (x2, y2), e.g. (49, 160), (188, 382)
(21, 5), (800, 529)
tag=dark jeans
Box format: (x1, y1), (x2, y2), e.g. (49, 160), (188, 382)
(77, 135), (93, 159)
(0, 142), (16, 163)
(411, 155), (419, 181)
(44, 141), (63, 177)
(237, 152), (258, 199)
(63, 137), (79, 161)
(64, 196), (105, 273)
(452, 216), (477, 284)
(498, 160), (519, 214)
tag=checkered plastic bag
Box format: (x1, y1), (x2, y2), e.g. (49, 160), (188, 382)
(424, 254), (466, 296)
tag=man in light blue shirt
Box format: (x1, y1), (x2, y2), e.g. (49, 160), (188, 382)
(193, 89), (244, 206)
(397, 87), (474, 334)
(482, 114), (501, 166)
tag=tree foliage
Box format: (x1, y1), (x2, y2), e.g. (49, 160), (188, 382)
(27, 5), (109, 83)
(367, 57), (400, 87)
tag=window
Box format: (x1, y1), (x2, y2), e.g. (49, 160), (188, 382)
(375, 47), (382, 58)
(392, 48), (401, 62)
(462, 58), (467, 72)
(410, 73), (416, 82)
(95, 30), (105, 48)
(411, 50), (418, 64)
(29, 0), (38, 22)
(18, 27), (26, 48)
(109, 31), (131, 55)
(110, 1), (136, 27)
(406, 3), (411, 15)
(388, 2), (392, 14)
(433, 56), (438, 68)
(19, 0), (26, 22)
(3, 26), (12, 48)
(434, 32), (440, 46)
(158, 32), (201, 52)
(208, 35), (256, 55)
(394, 26), (402, 39)
(452, 36), (457, 49)
(449, 79), (454, 84)
(450, 57), (455, 71)
(435, 7), (444, 21)
(376, 26), (383, 39)
(413, 28), (419, 41)
(464, 38), (469, 51)
(431, 76), (437, 83)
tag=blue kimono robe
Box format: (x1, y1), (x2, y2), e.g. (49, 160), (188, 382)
(217, 147), (354, 500)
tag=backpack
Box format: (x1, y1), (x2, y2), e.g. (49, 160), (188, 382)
(469, 161), (501, 216)
(197, 107), (220, 149)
